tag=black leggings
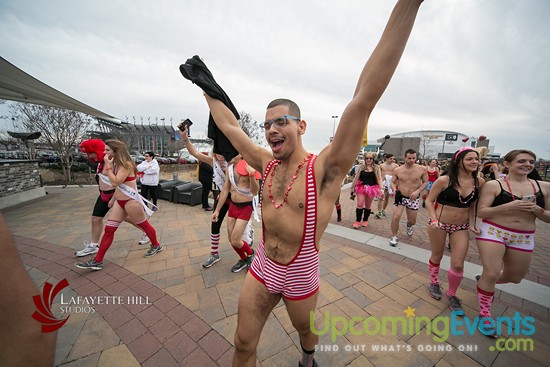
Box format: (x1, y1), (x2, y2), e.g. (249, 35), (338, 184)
(141, 184), (158, 206)
(211, 197), (229, 235)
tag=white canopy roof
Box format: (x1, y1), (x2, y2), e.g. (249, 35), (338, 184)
(0, 57), (120, 123)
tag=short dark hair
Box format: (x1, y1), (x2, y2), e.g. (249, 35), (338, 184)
(145, 151), (155, 158)
(404, 148), (416, 156)
(267, 99), (301, 119)
(384, 153), (394, 159)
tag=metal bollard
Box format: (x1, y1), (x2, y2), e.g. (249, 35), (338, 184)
(173, 172), (178, 180)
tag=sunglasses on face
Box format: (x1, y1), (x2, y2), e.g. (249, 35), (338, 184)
(259, 115), (300, 130)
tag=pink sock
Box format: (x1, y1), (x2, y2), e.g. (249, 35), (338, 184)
(446, 268), (463, 297)
(428, 260), (440, 285)
(477, 286), (494, 317)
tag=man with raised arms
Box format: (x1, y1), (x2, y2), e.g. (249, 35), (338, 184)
(183, 1), (425, 365)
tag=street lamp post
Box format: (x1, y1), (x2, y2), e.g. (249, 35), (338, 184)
(331, 115), (338, 141)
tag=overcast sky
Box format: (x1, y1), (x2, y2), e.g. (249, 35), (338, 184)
(1, 0), (549, 158)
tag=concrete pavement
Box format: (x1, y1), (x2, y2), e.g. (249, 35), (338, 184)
(2, 185), (550, 367)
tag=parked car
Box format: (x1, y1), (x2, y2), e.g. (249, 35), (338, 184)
(178, 150), (198, 164)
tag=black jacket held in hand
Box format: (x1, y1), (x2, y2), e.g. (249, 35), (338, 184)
(180, 56), (239, 162)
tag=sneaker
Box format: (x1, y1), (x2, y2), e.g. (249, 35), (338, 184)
(299, 358), (318, 367)
(475, 274), (481, 282)
(428, 282), (442, 300)
(138, 232), (150, 245)
(231, 259), (248, 273)
(75, 257), (103, 271)
(144, 244), (163, 258)
(447, 294), (464, 316)
(374, 212), (382, 219)
(245, 250), (255, 270)
(478, 316), (498, 338)
(337, 215), (342, 222)
(75, 241), (99, 257)
(353, 221), (360, 229)
(407, 225), (414, 236)
(361, 221), (368, 227)
(389, 236), (398, 247)
(203, 253), (220, 268)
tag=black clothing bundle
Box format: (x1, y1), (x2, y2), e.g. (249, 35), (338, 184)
(180, 56), (240, 162)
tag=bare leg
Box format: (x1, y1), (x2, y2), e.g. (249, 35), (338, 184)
(233, 274), (281, 367)
(284, 293), (319, 364)
(391, 205), (405, 236)
(91, 215), (103, 243)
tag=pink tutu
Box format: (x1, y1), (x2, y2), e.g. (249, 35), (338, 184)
(355, 182), (381, 198)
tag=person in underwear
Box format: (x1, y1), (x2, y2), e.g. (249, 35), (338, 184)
(181, 1), (426, 365)
(375, 153), (399, 219)
(178, 125), (255, 268)
(75, 139), (162, 270)
(425, 147), (484, 315)
(422, 159), (440, 208)
(475, 149), (549, 337)
(76, 139), (146, 256)
(350, 152), (382, 228)
(389, 148), (428, 246)
(212, 155), (260, 273)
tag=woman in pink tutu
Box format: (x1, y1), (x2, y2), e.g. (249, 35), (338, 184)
(350, 152), (383, 229)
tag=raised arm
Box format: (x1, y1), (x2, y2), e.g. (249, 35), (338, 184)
(326, 0), (424, 178)
(177, 126), (213, 166)
(203, 95), (270, 173)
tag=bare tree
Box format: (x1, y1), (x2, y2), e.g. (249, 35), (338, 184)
(10, 103), (92, 186)
(239, 111), (267, 147)
(0, 130), (18, 150)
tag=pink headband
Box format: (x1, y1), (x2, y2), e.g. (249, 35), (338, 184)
(454, 147), (475, 160)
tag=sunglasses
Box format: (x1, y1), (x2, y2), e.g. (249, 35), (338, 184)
(259, 115), (300, 130)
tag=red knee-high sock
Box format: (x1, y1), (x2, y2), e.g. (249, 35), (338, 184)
(210, 233), (220, 255)
(234, 240), (253, 260)
(477, 286), (494, 317)
(446, 268), (463, 297)
(95, 220), (120, 262)
(428, 260), (440, 284)
(136, 219), (158, 247)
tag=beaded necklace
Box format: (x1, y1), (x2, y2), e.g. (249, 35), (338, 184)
(503, 176), (536, 200)
(458, 178), (476, 205)
(268, 154), (311, 209)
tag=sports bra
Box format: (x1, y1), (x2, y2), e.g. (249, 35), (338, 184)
(492, 179), (545, 208)
(359, 170), (377, 186)
(436, 183), (479, 208)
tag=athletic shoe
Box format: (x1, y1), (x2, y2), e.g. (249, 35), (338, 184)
(337, 215), (342, 222)
(75, 257), (103, 271)
(475, 274), (481, 282)
(407, 225), (414, 236)
(374, 212), (382, 219)
(428, 282), (442, 300)
(478, 316), (498, 338)
(138, 232), (150, 245)
(231, 259), (248, 273)
(75, 241), (99, 257)
(353, 221), (360, 229)
(245, 250), (255, 270)
(299, 358), (319, 367)
(447, 294), (464, 316)
(389, 236), (398, 247)
(144, 244), (163, 258)
(361, 221), (368, 227)
(203, 253), (220, 268)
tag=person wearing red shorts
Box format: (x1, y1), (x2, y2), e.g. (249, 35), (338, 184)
(212, 155), (260, 273)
